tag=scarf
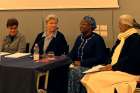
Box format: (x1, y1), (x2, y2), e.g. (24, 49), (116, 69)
(111, 28), (138, 65)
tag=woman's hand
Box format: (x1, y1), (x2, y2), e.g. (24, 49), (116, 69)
(99, 64), (112, 71)
(74, 61), (81, 66)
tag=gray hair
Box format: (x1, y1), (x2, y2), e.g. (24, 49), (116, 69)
(45, 14), (58, 23)
(119, 14), (134, 26)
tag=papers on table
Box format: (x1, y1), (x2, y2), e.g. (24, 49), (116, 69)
(0, 52), (11, 56)
(5, 53), (30, 58)
(83, 65), (105, 74)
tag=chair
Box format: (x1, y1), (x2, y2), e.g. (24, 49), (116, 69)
(106, 48), (111, 57)
(64, 44), (69, 55)
(37, 71), (49, 91)
(26, 43), (30, 53)
(135, 80), (140, 93)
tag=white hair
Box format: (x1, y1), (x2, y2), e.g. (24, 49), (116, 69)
(119, 14), (134, 26)
(45, 14), (58, 23)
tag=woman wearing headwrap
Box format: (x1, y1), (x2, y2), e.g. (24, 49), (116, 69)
(81, 14), (140, 93)
(68, 16), (107, 93)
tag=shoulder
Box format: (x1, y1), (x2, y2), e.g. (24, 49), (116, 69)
(34, 32), (44, 39)
(17, 32), (25, 38)
(92, 32), (104, 42)
(75, 34), (82, 42)
(37, 32), (44, 37)
(56, 31), (64, 37)
(127, 33), (140, 42)
(124, 33), (140, 48)
(55, 31), (66, 39)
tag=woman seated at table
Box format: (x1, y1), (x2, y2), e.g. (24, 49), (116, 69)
(81, 14), (140, 93)
(31, 14), (68, 56)
(31, 14), (68, 93)
(68, 16), (108, 93)
(1, 18), (26, 53)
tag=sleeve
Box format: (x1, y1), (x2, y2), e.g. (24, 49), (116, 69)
(68, 37), (79, 61)
(17, 35), (26, 53)
(1, 36), (6, 51)
(60, 34), (69, 55)
(81, 36), (108, 67)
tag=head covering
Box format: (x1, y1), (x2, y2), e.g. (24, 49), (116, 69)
(119, 14), (134, 26)
(83, 16), (96, 29)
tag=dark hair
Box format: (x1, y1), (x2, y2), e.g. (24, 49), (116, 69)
(6, 18), (18, 27)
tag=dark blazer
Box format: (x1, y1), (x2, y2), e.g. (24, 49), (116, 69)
(31, 31), (68, 56)
(112, 33), (140, 75)
(69, 32), (108, 68)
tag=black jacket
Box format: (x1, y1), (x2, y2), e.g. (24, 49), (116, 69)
(112, 33), (140, 75)
(31, 31), (68, 56)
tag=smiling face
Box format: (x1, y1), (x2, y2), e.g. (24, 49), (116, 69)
(119, 20), (130, 33)
(46, 18), (58, 33)
(6, 18), (19, 36)
(7, 25), (18, 36)
(80, 20), (92, 34)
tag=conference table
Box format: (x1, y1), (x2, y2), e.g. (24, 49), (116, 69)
(0, 55), (72, 93)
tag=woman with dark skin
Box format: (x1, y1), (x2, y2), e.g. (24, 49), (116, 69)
(68, 16), (107, 93)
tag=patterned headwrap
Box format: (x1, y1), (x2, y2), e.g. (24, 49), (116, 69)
(83, 16), (97, 29)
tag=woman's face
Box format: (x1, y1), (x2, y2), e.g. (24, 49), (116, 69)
(46, 19), (58, 33)
(119, 20), (128, 33)
(7, 25), (18, 36)
(80, 20), (92, 34)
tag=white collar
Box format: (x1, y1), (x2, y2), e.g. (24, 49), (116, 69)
(42, 31), (57, 38)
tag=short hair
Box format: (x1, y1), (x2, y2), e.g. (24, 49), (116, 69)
(6, 18), (18, 27)
(45, 14), (58, 23)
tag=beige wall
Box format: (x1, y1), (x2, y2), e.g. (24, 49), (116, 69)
(0, 0), (118, 9)
(0, 0), (140, 51)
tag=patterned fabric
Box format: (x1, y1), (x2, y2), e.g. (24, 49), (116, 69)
(68, 67), (88, 93)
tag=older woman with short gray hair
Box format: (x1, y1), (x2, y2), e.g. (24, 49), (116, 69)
(68, 16), (107, 93)
(31, 14), (68, 93)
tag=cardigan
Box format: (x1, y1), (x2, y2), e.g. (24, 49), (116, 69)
(69, 32), (108, 68)
(31, 31), (68, 56)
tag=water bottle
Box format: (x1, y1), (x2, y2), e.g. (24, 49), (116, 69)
(33, 44), (39, 61)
